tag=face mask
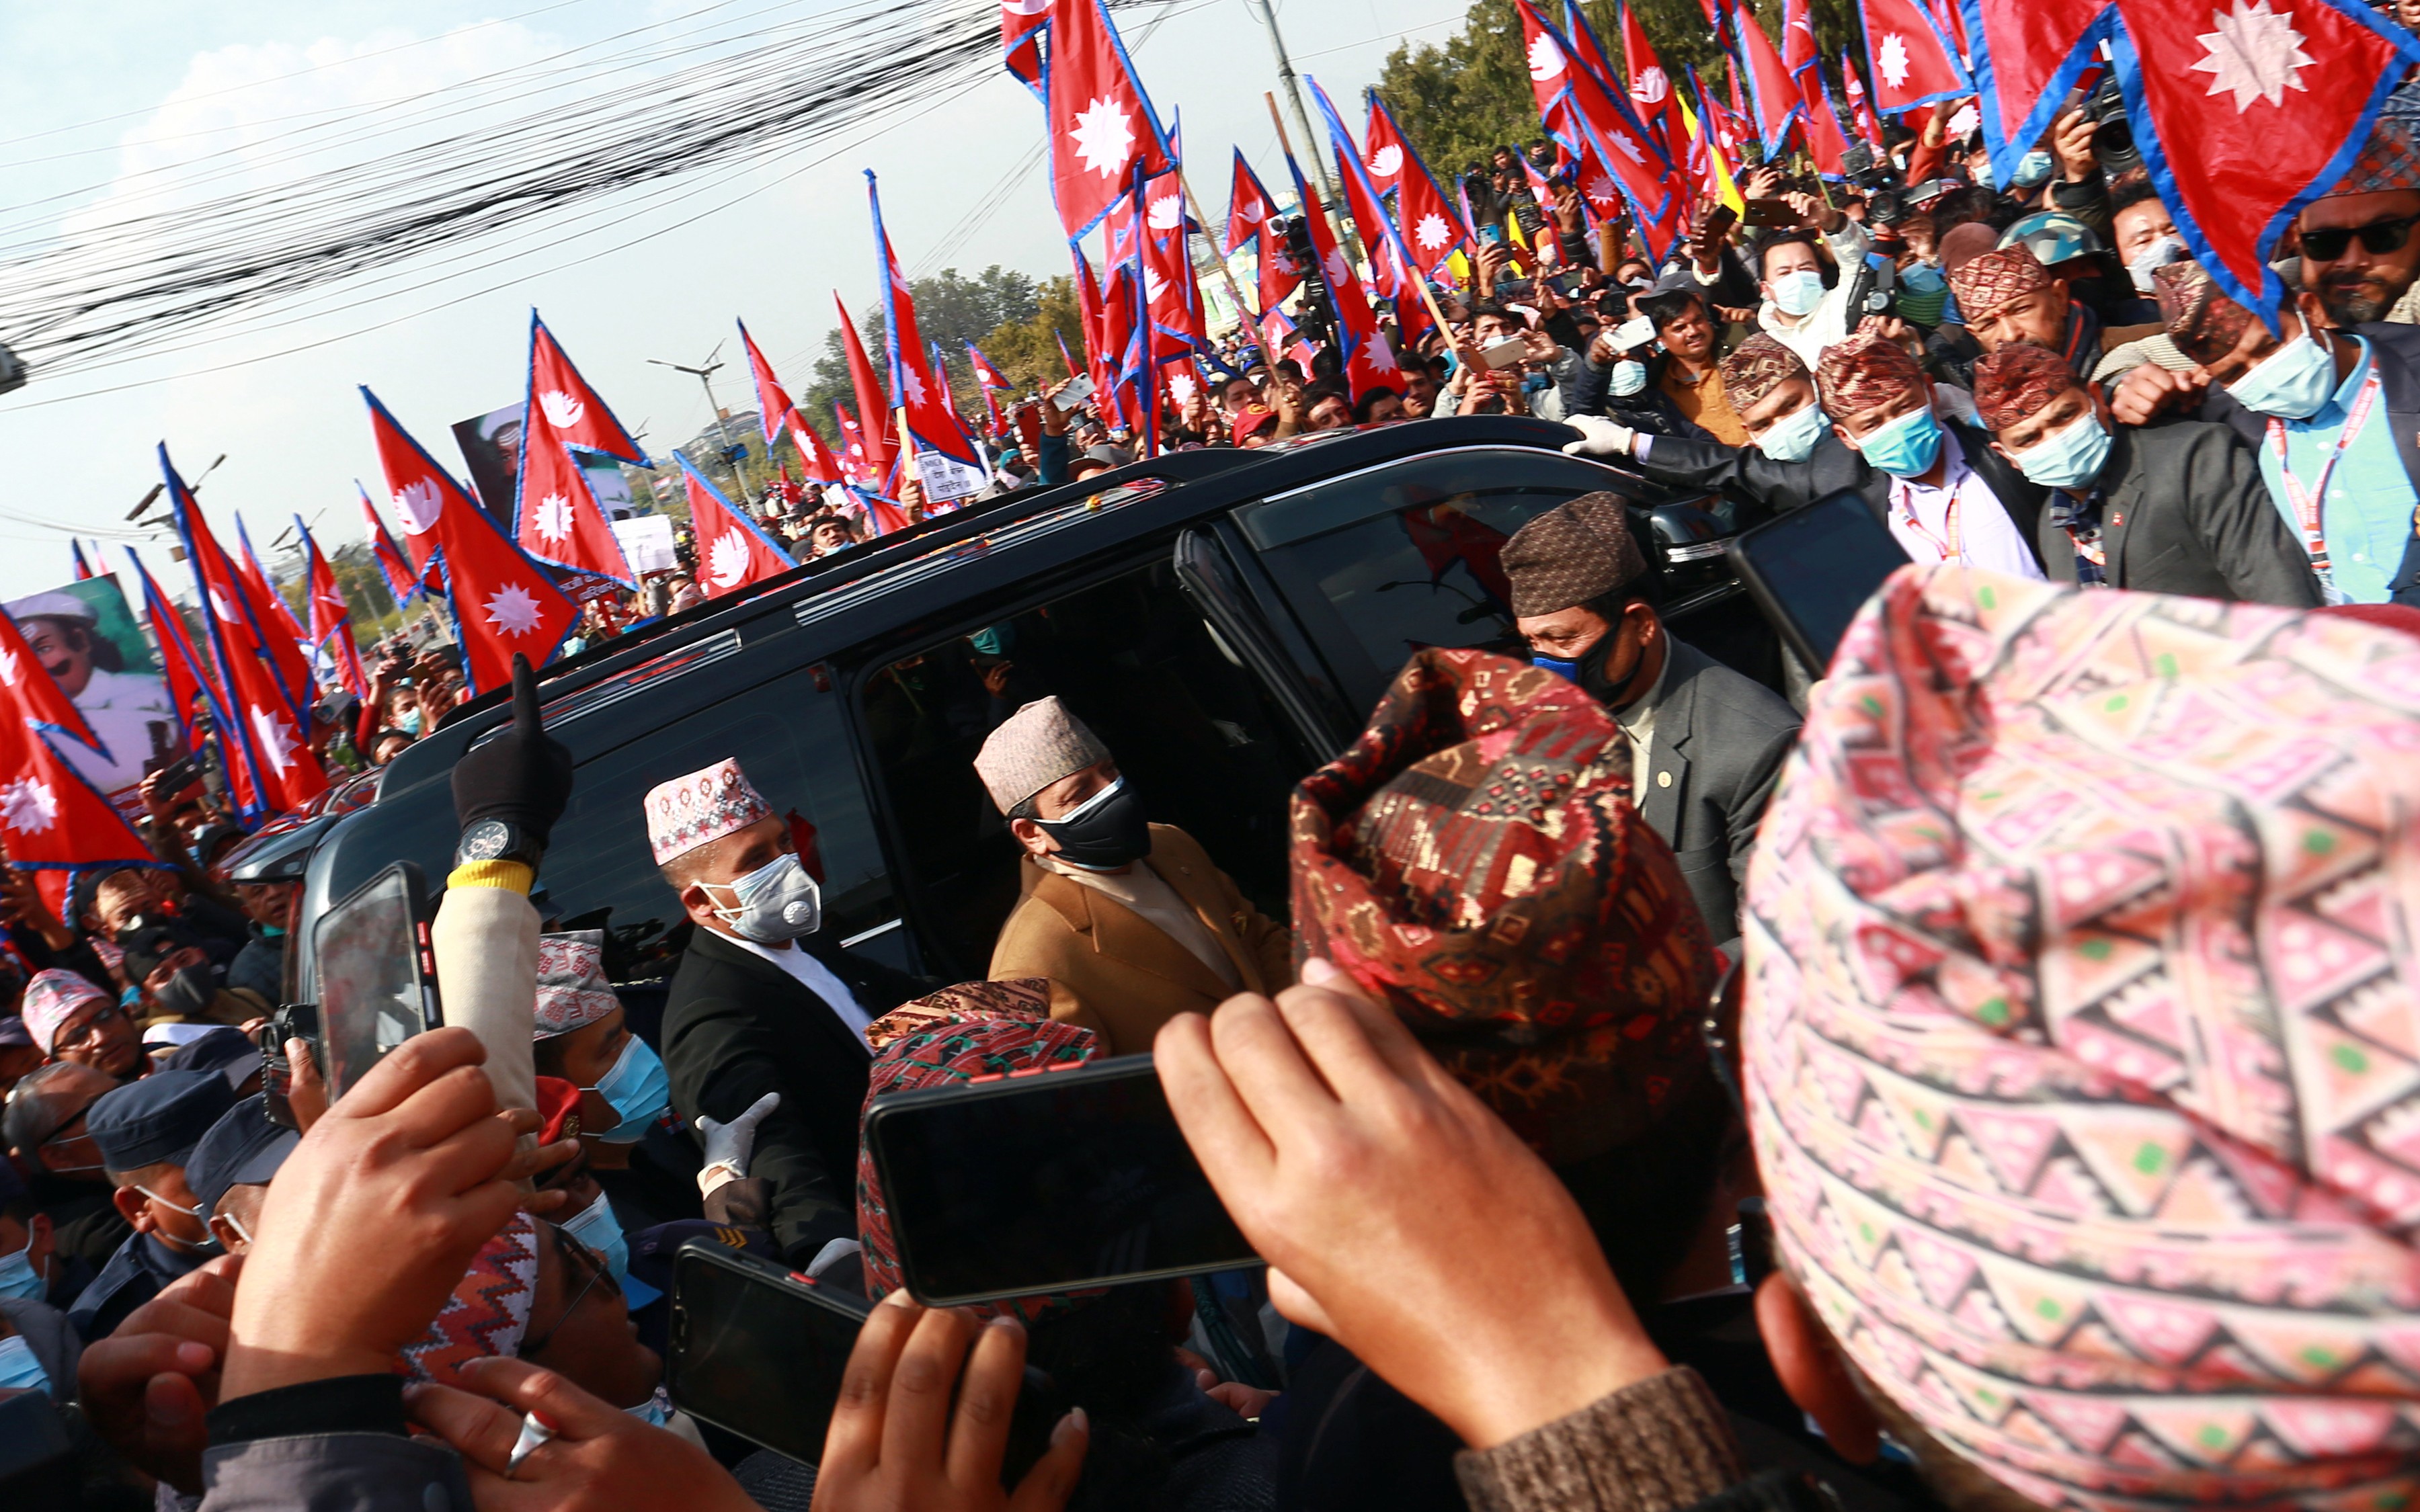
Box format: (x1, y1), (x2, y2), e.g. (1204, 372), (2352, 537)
(1033, 777), (1152, 872)
(1852, 405), (1945, 478)
(154, 966), (213, 1019)
(2012, 149), (2055, 188)
(1609, 360), (1648, 397)
(582, 1036), (670, 1145)
(2004, 409), (2113, 489)
(1900, 261), (1947, 294)
(136, 1185), (218, 1255)
(1973, 160), (1996, 189)
(2126, 235), (2186, 294)
(561, 1189), (631, 1283)
(398, 710), (424, 735)
(1769, 269), (1826, 317)
(702, 853), (821, 944)
(1756, 401), (1829, 462)
(0, 1335), (49, 1398)
(223, 1210), (255, 1248)
(2225, 330), (2338, 421)
(0, 1236), (46, 1302)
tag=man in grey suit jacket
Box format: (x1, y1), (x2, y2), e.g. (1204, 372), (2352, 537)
(1970, 343), (2322, 606)
(1498, 493), (1802, 955)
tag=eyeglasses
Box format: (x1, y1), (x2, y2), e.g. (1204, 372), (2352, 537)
(2299, 213), (2420, 262)
(525, 1227), (620, 1357)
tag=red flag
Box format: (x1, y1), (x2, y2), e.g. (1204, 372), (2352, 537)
(69, 542), (91, 582)
(1138, 165), (1207, 358)
(966, 343), (1012, 389)
(1617, 4), (1689, 155)
(128, 548), (218, 755)
(1860, 0), (1973, 114)
(0, 608), (159, 886)
(1223, 149), (1273, 255)
(358, 485), (424, 605)
(516, 314), (645, 585)
(1783, 0), (1821, 75)
(834, 403), (883, 491)
(1734, 6), (1808, 152)
(680, 458), (794, 599)
(1311, 82), (1430, 347)
(870, 173), (981, 466)
(836, 294), (895, 485)
(1286, 157), (1402, 402)
(1001, 0), (1046, 92)
(1843, 62), (1887, 146)
(1802, 69), (1855, 176)
(234, 518), (313, 688)
(1043, 0), (1172, 239)
(296, 519), (368, 701)
(738, 320), (844, 486)
(1513, 2), (1685, 262)
(163, 449), (326, 819)
(364, 388), (577, 698)
(1367, 94), (1472, 275)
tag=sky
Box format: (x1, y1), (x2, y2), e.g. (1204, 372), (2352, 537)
(0, 0), (1475, 605)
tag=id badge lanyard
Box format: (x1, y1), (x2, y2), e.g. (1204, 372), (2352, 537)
(2267, 368), (2382, 604)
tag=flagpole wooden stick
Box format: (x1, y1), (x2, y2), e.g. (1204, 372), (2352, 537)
(1176, 168), (1277, 374)
(1263, 93), (1455, 366)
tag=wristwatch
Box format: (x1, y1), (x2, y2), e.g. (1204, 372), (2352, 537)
(454, 818), (545, 872)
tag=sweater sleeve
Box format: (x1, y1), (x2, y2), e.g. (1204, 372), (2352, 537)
(1452, 1366), (1746, 1512)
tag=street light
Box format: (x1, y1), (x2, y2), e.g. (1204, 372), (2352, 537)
(649, 348), (751, 503)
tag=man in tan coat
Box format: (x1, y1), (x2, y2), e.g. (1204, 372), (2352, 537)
(977, 696), (1291, 1054)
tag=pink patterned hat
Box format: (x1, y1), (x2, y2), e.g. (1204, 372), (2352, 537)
(643, 757), (772, 865)
(1744, 566), (2420, 1511)
(23, 969), (108, 1056)
(532, 931), (617, 1039)
(397, 1210), (537, 1386)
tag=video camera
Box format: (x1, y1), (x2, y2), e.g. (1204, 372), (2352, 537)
(1841, 144), (1908, 228)
(2076, 75), (2142, 179)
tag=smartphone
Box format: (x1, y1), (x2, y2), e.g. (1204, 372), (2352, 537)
(1724, 488), (1911, 670)
(151, 752), (203, 800)
(1013, 403), (1043, 450)
(1050, 375), (1097, 412)
(1482, 336), (1531, 370)
(1476, 221), (1506, 247)
(259, 1001), (319, 1132)
(862, 1054), (1256, 1307)
(1700, 203), (1740, 239)
(668, 1243), (868, 1463)
(1611, 315), (1657, 353)
(1742, 197), (1798, 227)
(313, 862), (439, 1105)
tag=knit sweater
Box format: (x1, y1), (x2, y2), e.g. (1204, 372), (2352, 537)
(1453, 1366), (1744, 1512)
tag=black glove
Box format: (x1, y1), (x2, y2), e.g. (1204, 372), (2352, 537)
(450, 655), (573, 845)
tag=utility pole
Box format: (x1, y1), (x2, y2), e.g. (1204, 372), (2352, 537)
(649, 351), (752, 507)
(1244, 0), (1340, 214)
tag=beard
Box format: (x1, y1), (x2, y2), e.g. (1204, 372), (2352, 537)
(2322, 274), (2399, 326)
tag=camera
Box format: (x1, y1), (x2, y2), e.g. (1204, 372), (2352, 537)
(2081, 75), (2141, 179)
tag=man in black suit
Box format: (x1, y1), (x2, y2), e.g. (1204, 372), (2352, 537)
(1970, 342), (2321, 606)
(647, 758), (923, 1265)
(1498, 495), (1802, 956)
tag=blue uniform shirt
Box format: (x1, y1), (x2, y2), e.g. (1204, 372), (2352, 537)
(2255, 338), (2420, 605)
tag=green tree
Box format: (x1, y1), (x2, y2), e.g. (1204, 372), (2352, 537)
(971, 276), (1088, 396)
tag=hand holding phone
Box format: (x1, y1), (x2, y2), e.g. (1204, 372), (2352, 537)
(313, 862), (440, 1105)
(668, 1245), (867, 1462)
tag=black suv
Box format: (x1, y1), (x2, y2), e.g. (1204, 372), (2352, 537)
(294, 415), (1764, 1006)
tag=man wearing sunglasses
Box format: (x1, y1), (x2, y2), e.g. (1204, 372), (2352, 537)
(2299, 121), (2420, 328)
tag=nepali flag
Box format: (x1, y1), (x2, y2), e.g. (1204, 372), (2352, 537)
(1367, 93), (1471, 276)
(737, 320), (844, 487)
(516, 313), (646, 586)
(1513, 1), (1685, 262)
(680, 456), (794, 599)
(234, 516), (313, 667)
(1136, 165), (1208, 358)
(1043, 0), (1173, 240)
(364, 388), (577, 698)
(871, 173), (982, 468)
(1996, 0), (2420, 324)
(296, 518), (368, 700)
(967, 343), (1012, 390)
(69, 542), (91, 582)
(1310, 80), (1431, 345)
(0, 607), (161, 909)
(1615, 3), (1688, 157)
(358, 484), (424, 605)
(1002, 0), (1047, 93)
(1223, 149), (1275, 255)
(164, 448), (326, 821)
(1783, 0), (1821, 76)
(1732, 2), (1809, 151)
(834, 403), (883, 491)
(127, 546), (220, 753)
(1863, 0), (1972, 113)
(836, 294), (895, 486)
(1284, 154), (1401, 403)
(1843, 62), (1888, 146)
(1803, 67), (1856, 177)
(1229, 152), (1301, 314)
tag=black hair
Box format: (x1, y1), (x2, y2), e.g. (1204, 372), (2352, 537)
(1637, 288), (1707, 331)
(2109, 176), (2164, 220)
(1755, 230), (1822, 278)
(1350, 386), (1402, 423)
(32, 618), (124, 675)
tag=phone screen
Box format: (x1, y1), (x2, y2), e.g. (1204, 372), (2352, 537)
(314, 864), (436, 1104)
(866, 1056), (1256, 1306)
(668, 1248), (866, 1463)
(1726, 489), (1910, 669)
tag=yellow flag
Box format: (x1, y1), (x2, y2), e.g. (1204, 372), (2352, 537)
(1678, 91), (1745, 215)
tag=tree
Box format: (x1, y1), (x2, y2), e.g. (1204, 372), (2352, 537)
(799, 264), (1045, 440)
(971, 277), (1087, 396)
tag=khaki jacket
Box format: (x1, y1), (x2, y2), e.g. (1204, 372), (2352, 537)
(989, 824), (1291, 1055)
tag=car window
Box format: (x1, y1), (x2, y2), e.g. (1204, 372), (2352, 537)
(540, 662), (898, 980)
(1238, 448), (1644, 712)
(858, 556), (1315, 980)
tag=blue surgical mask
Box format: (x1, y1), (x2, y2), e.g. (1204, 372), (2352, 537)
(0, 1335), (49, 1397)
(1756, 401), (1828, 462)
(0, 1236), (45, 1302)
(1853, 405), (1944, 478)
(1770, 269), (1826, 317)
(1900, 261), (1946, 294)
(2013, 149), (2055, 188)
(702, 853), (821, 944)
(1610, 360), (1648, 397)
(2225, 330), (2338, 421)
(398, 710), (424, 735)
(561, 1189), (631, 1282)
(2003, 409), (2113, 489)
(583, 1036), (670, 1145)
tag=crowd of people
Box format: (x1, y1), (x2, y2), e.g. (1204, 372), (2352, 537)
(9, 71), (2420, 1512)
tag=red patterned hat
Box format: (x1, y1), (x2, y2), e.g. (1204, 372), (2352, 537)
(1290, 648), (1715, 1163)
(1815, 330), (1927, 421)
(1945, 241), (2054, 323)
(397, 1210), (538, 1386)
(1971, 341), (2082, 431)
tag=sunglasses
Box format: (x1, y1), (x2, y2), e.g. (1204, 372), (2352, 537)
(2299, 212), (2420, 262)
(526, 1227), (620, 1357)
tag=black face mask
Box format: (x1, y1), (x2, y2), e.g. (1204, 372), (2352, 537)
(1034, 778), (1152, 872)
(153, 966), (214, 1019)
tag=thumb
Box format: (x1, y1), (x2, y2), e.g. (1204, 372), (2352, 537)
(693, 1114), (723, 1138)
(455, 1357), (630, 1440)
(510, 655), (541, 735)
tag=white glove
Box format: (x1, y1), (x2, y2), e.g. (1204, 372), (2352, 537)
(695, 1091), (780, 1198)
(1562, 413), (1639, 460)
